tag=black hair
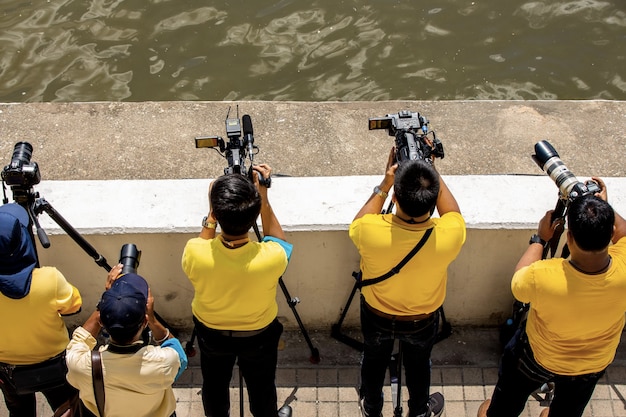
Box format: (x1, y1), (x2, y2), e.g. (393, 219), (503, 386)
(107, 325), (143, 345)
(394, 160), (440, 218)
(567, 195), (614, 251)
(210, 174), (261, 236)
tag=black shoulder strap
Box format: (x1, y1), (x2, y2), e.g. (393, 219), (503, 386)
(91, 350), (105, 417)
(358, 228), (433, 289)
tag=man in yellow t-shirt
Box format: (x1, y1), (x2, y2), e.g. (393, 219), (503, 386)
(350, 148), (466, 417)
(480, 177), (626, 417)
(182, 165), (293, 417)
(0, 203), (82, 416)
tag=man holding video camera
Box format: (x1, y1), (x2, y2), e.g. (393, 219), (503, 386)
(350, 148), (466, 417)
(0, 203), (82, 417)
(479, 177), (626, 417)
(182, 164), (293, 417)
(65, 264), (187, 417)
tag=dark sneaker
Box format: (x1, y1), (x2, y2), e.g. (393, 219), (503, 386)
(359, 397), (383, 417)
(278, 405), (292, 417)
(413, 392), (445, 417)
(428, 392), (445, 417)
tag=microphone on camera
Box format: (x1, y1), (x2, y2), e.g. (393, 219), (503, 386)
(242, 114), (255, 159)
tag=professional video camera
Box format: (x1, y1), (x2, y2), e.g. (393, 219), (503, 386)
(119, 243), (141, 274)
(195, 107), (270, 187)
(369, 110), (444, 164)
(532, 140), (600, 203)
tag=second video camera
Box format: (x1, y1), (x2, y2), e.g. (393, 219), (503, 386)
(369, 110), (444, 164)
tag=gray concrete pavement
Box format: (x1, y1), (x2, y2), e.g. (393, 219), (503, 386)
(0, 100), (624, 181)
(6, 327), (626, 417)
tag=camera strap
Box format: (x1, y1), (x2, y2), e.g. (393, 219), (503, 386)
(92, 350), (105, 417)
(358, 228), (433, 289)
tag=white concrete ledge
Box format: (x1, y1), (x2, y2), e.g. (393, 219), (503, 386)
(23, 175), (626, 234)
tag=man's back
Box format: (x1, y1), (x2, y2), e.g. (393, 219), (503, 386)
(513, 237), (626, 375)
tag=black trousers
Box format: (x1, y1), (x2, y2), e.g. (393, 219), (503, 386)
(0, 357), (77, 417)
(193, 317), (283, 417)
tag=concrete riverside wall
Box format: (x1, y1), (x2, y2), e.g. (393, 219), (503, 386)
(15, 175), (626, 332)
(0, 100), (625, 333)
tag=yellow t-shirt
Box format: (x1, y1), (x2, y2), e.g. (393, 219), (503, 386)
(349, 212), (466, 315)
(512, 237), (626, 375)
(182, 236), (291, 331)
(0, 266), (82, 364)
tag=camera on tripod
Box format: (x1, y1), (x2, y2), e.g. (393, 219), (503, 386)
(1, 142), (41, 189)
(194, 107), (270, 187)
(532, 140), (600, 203)
(119, 243), (141, 275)
(369, 110), (444, 164)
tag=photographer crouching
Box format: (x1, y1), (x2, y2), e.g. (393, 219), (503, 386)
(182, 164), (293, 417)
(351, 147), (466, 417)
(65, 264), (188, 416)
(0, 203), (82, 416)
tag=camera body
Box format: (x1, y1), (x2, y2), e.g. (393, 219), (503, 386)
(119, 243), (141, 275)
(369, 110), (444, 164)
(532, 140), (600, 203)
(1, 142), (41, 188)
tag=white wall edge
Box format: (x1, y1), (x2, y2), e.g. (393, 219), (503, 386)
(11, 175), (626, 234)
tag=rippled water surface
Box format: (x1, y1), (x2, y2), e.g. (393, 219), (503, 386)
(1, 0), (624, 102)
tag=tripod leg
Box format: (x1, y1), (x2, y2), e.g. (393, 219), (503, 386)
(278, 277), (320, 364)
(252, 223), (320, 363)
(330, 277), (364, 351)
(390, 341), (403, 417)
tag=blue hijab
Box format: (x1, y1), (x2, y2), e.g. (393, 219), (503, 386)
(0, 203), (37, 299)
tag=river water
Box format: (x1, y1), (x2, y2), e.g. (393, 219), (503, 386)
(0, 0), (624, 102)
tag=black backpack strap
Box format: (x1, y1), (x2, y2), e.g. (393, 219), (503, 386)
(358, 228), (433, 289)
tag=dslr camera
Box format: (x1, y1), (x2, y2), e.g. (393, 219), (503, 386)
(532, 140), (600, 203)
(2, 142), (41, 189)
(119, 243), (141, 275)
(195, 107), (270, 187)
(369, 110), (444, 164)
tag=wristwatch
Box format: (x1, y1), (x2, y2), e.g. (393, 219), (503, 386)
(529, 234), (546, 246)
(202, 216), (217, 229)
(373, 186), (388, 199)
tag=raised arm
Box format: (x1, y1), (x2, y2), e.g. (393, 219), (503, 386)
(354, 147), (397, 221)
(435, 173), (460, 216)
(254, 164), (286, 241)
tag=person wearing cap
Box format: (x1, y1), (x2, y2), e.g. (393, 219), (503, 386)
(182, 165), (293, 417)
(0, 203), (82, 416)
(65, 264), (188, 417)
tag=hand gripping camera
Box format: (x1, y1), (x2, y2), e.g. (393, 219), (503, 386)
(532, 140), (600, 203)
(369, 110), (444, 164)
(195, 107), (270, 187)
